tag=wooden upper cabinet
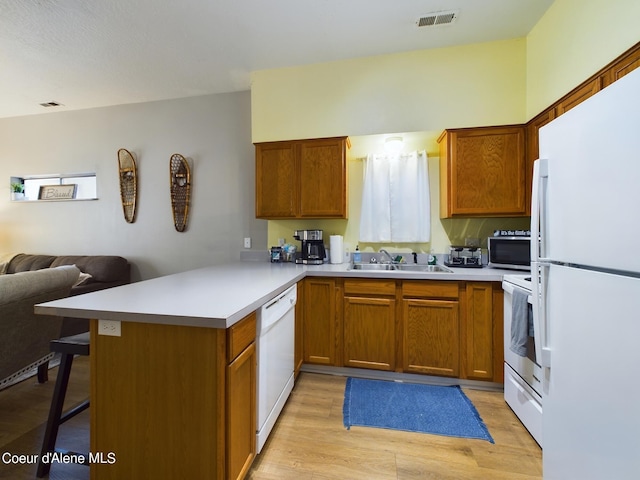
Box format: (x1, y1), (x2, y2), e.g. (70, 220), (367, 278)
(299, 138), (347, 218)
(525, 109), (555, 215)
(255, 141), (297, 218)
(255, 137), (348, 219)
(601, 42), (640, 88)
(555, 77), (601, 116)
(438, 126), (527, 218)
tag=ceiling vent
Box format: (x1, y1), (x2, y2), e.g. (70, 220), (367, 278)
(417, 10), (459, 27)
(39, 101), (63, 108)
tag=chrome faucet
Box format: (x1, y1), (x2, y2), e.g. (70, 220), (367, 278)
(379, 249), (395, 263)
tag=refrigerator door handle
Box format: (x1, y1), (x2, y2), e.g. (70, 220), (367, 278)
(531, 158), (548, 262)
(532, 261), (552, 368)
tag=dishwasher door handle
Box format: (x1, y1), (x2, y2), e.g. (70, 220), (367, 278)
(258, 285), (297, 333)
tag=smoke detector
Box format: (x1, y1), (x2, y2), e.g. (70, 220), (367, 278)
(417, 10), (459, 27)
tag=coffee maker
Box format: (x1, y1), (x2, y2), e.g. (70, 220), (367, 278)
(294, 229), (326, 265)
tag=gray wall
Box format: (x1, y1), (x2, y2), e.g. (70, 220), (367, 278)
(0, 92), (267, 281)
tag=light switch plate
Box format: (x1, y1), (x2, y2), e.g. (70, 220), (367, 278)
(243, 237), (251, 248)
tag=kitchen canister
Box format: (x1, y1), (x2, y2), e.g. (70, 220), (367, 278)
(329, 235), (344, 264)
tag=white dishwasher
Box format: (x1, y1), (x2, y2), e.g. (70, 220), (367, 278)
(256, 284), (296, 453)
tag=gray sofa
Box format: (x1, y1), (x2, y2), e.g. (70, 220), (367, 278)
(0, 266), (80, 389)
(5, 254), (131, 336)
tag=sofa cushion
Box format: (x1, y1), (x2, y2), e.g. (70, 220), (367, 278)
(7, 254), (57, 273)
(0, 265), (80, 386)
(0, 265), (80, 305)
(49, 255), (129, 284)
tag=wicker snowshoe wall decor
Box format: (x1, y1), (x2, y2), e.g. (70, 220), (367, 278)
(117, 148), (138, 223)
(169, 153), (191, 232)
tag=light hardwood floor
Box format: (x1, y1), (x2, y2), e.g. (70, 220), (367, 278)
(0, 357), (541, 479)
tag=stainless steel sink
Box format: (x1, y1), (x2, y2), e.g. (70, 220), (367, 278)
(349, 263), (453, 273)
(350, 263), (396, 271)
(393, 264), (453, 273)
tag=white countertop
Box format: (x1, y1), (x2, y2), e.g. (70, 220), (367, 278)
(35, 261), (520, 329)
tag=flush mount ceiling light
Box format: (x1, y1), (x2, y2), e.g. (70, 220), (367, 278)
(384, 136), (404, 153)
(417, 10), (459, 27)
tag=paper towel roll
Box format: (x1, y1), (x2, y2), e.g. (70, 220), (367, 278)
(329, 235), (344, 264)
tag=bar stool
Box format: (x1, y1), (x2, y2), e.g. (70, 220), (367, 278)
(37, 332), (90, 478)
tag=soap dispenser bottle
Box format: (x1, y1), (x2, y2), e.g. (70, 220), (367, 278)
(353, 246), (361, 263)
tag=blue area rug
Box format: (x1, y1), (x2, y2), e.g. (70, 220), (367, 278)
(343, 377), (494, 443)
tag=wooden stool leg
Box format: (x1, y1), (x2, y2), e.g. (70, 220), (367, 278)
(36, 353), (74, 478)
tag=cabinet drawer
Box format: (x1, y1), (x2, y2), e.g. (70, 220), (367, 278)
(227, 312), (257, 362)
(344, 279), (396, 296)
(402, 281), (459, 299)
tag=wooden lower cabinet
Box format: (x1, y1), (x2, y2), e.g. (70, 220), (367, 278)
(403, 292), (460, 377)
(342, 280), (398, 371)
(343, 296), (396, 371)
(461, 282), (494, 380)
(303, 278), (338, 365)
(226, 342), (256, 480)
(90, 312), (257, 480)
(342, 279), (398, 371)
(301, 277), (503, 384)
(294, 281), (304, 378)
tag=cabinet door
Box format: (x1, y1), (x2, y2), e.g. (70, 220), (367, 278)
(601, 44), (640, 87)
(403, 298), (459, 377)
(303, 278), (337, 365)
(255, 141), (297, 218)
(227, 342), (256, 480)
(462, 283), (494, 380)
(343, 296), (396, 371)
(294, 281), (304, 378)
(299, 138), (347, 218)
(525, 109), (555, 215)
(439, 126), (526, 217)
(555, 78), (601, 116)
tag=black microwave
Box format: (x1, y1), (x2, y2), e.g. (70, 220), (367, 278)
(487, 236), (531, 271)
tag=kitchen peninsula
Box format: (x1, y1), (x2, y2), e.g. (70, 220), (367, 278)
(36, 261), (512, 480)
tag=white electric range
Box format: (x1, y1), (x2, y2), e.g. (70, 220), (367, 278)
(502, 274), (543, 447)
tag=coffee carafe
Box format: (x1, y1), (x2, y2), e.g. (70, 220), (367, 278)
(293, 229), (326, 265)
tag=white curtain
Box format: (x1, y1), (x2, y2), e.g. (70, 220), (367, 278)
(359, 150), (430, 243)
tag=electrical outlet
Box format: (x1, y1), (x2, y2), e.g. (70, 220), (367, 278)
(243, 237), (251, 249)
(98, 319), (121, 337)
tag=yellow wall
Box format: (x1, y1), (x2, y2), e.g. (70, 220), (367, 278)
(251, 38), (527, 142)
(526, 0), (640, 117)
(255, 39), (530, 254)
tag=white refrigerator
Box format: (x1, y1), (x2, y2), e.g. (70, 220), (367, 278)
(532, 67), (640, 479)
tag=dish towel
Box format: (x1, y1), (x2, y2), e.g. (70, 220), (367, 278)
(510, 287), (534, 357)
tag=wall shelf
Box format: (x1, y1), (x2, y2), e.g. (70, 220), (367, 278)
(10, 173), (97, 202)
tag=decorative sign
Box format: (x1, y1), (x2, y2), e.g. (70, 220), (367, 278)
(493, 229), (531, 237)
(38, 184), (77, 200)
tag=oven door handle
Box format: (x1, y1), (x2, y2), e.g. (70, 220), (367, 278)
(501, 282), (533, 304)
